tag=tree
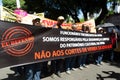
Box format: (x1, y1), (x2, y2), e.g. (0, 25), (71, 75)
(108, 0), (120, 11)
(24, 0), (81, 22)
(3, 0), (118, 24)
(95, 0), (108, 25)
(24, 0), (45, 13)
(3, 0), (26, 10)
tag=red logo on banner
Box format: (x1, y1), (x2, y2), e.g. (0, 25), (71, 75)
(1, 27), (34, 57)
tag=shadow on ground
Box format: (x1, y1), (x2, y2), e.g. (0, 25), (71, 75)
(96, 71), (120, 80)
(1, 66), (52, 80)
(1, 67), (25, 80)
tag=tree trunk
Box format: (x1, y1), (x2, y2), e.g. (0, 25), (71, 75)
(71, 9), (80, 23)
(82, 9), (88, 21)
(58, 0), (80, 23)
(95, 0), (108, 25)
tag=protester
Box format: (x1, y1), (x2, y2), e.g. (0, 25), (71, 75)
(24, 18), (42, 80)
(94, 27), (104, 66)
(78, 24), (89, 70)
(110, 29), (117, 62)
(51, 16), (65, 78)
(32, 18), (42, 27)
(65, 24), (78, 75)
(53, 16), (64, 29)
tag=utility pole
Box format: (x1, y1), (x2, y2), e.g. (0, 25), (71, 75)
(16, 0), (21, 8)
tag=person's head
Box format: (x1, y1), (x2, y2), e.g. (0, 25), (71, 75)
(98, 27), (104, 33)
(72, 24), (77, 31)
(32, 18), (41, 26)
(57, 16), (65, 25)
(82, 24), (87, 32)
(85, 26), (90, 33)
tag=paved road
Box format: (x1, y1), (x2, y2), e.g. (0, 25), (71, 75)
(0, 62), (120, 80)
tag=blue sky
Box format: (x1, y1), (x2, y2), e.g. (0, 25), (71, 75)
(0, 0), (2, 6)
(78, 2), (112, 19)
(78, 10), (84, 19)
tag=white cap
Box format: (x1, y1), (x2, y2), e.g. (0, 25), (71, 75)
(98, 27), (103, 30)
(57, 16), (65, 20)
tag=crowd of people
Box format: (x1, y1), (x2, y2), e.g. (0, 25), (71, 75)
(12, 16), (118, 80)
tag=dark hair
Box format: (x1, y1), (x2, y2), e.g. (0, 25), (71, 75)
(34, 18), (40, 21)
(86, 26), (90, 33)
(32, 18), (40, 24)
(82, 24), (87, 31)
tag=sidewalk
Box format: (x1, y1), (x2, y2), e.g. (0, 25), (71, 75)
(0, 62), (120, 80)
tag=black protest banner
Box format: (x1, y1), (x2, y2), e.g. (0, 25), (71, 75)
(0, 20), (112, 68)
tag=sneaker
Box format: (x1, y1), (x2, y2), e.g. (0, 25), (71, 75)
(51, 73), (55, 79)
(100, 62), (104, 65)
(79, 66), (84, 70)
(66, 70), (71, 74)
(57, 72), (62, 78)
(96, 63), (100, 66)
(72, 68), (77, 71)
(13, 72), (20, 77)
(83, 65), (88, 68)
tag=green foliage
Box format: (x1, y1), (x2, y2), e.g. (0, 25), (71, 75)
(80, 18), (84, 22)
(2, 0), (119, 24)
(3, 0), (26, 10)
(108, 11), (114, 15)
(3, 0), (16, 10)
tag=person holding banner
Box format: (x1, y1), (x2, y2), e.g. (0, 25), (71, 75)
(65, 24), (78, 74)
(33, 18), (49, 77)
(32, 18), (42, 27)
(95, 27), (105, 66)
(51, 16), (65, 78)
(78, 24), (89, 70)
(110, 29), (117, 62)
(52, 16), (64, 29)
(24, 18), (42, 80)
